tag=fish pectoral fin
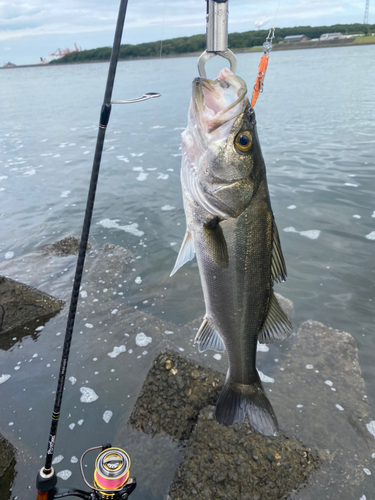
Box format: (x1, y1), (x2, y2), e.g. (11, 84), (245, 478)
(194, 317), (225, 353)
(170, 231), (195, 276)
(271, 218), (287, 283)
(215, 373), (279, 436)
(258, 291), (293, 344)
(203, 217), (228, 268)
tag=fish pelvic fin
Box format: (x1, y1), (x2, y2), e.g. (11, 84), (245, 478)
(195, 317), (225, 353)
(203, 217), (228, 268)
(271, 218), (287, 283)
(170, 231), (195, 276)
(258, 291), (293, 344)
(215, 372), (279, 436)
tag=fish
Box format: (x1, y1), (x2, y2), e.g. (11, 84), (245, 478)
(171, 67), (292, 436)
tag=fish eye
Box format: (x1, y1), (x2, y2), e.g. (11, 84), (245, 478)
(234, 131), (252, 153)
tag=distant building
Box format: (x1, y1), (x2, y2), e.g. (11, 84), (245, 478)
(283, 35), (308, 43)
(3, 62), (16, 67)
(320, 32), (343, 41)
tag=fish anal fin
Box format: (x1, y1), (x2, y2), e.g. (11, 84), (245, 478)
(170, 231), (195, 276)
(215, 373), (279, 436)
(271, 218), (287, 283)
(195, 317), (225, 353)
(203, 217), (228, 268)
(258, 291), (293, 344)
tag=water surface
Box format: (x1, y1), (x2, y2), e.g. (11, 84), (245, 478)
(0, 46), (375, 498)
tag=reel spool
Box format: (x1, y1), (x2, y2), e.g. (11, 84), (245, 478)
(80, 444), (136, 499)
(94, 448), (130, 499)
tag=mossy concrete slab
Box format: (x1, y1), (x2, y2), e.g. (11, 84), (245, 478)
(270, 320), (373, 499)
(128, 320), (374, 499)
(0, 276), (64, 335)
(168, 407), (320, 500)
(42, 236), (90, 256)
(129, 350), (225, 441)
(0, 434), (16, 500)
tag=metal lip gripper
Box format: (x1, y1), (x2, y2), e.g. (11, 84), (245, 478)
(198, 0), (237, 78)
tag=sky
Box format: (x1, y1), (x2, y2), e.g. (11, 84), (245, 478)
(0, 0), (372, 66)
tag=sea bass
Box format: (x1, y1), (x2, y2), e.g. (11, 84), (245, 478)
(171, 68), (292, 436)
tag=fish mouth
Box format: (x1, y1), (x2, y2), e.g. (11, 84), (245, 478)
(192, 67), (248, 136)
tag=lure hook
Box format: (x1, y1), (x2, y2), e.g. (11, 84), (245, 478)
(111, 92), (161, 104)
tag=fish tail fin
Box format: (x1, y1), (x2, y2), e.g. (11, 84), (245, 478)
(215, 372), (279, 436)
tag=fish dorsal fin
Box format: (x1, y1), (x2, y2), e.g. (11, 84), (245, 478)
(203, 217), (228, 268)
(258, 291), (293, 344)
(170, 231), (195, 276)
(195, 317), (226, 353)
(271, 219), (287, 283)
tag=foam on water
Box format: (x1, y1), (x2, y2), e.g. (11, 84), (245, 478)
(52, 455), (64, 464)
(103, 410), (113, 423)
(258, 371), (274, 384)
(257, 343), (269, 352)
(107, 346), (126, 358)
(135, 332), (152, 347)
(137, 173), (148, 181)
(365, 232), (375, 241)
(5, 251), (14, 260)
(366, 420), (375, 438)
(70, 456), (78, 463)
(60, 191), (71, 198)
(56, 470), (72, 480)
(283, 227), (321, 240)
(98, 219), (144, 237)
(363, 468), (371, 475)
(157, 173), (169, 180)
(161, 205), (176, 211)
(0, 374), (11, 384)
(300, 230), (321, 240)
(69, 376), (77, 385)
(213, 354), (222, 360)
(80, 387), (99, 403)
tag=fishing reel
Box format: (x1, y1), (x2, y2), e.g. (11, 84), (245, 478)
(36, 444), (136, 500)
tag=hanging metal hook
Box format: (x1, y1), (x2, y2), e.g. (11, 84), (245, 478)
(198, 0), (237, 78)
(111, 92), (161, 104)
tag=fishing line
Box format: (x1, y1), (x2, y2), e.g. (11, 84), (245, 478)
(273, 0), (282, 27)
(159, 0), (167, 58)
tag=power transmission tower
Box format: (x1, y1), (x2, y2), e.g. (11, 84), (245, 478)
(364, 0), (370, 24)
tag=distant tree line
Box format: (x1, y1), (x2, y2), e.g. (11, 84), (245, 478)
(51, 23), (375, 64)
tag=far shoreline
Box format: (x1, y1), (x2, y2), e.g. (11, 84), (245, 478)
(2, 37), (374, 70)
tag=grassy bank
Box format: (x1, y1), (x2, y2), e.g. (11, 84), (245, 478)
(50, 22), (375, 65)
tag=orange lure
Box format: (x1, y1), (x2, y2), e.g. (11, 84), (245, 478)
(250, 53), (269, 108)
(250, 27), (275, 108)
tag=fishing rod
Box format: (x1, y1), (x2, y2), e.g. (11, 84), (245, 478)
(35, 0), (159, 498)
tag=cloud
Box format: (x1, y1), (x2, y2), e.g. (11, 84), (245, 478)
(3, 46), (11, 50)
